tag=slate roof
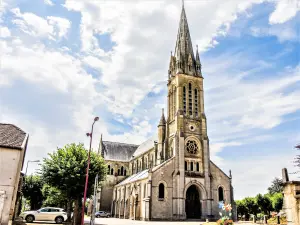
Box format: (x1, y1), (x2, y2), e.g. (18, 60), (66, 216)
(116, 169), (149, 186)
(102, 141), (138, 161)
(0, 123), (27, 149)
(132, 135), (157, 158)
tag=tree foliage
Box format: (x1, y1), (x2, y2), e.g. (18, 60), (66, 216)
(268, 178), (283, 195)
(269, 193), (283, 212)
(40, 143), (106, 224)
(22, 175), (44, 210)
(42, 184), (66, 208)
(255, 194), (272, 215)
(236, 177), (285, 221)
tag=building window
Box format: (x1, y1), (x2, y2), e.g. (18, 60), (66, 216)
(186, 140), (198, 154)
(190, 162), (193, 171)
(185, 161), (188, 171)
(118, 169), (120, 176)
(121, 166), (124, 175)
(183, 86), (186, 114)
(110, 168), (114, 175)
(107, 165), (110, 175)
(170, 91), (173, 120)
(195, 89), (198, 116)
(188, 83), (192, 115)
(196, 162), (200, 172)
(173, 87), (176, 117)
(124, 169), (127, 176)
(144, 184), (147, 198)
(158, 183), (165, 199)
(218, 186), (224, 202)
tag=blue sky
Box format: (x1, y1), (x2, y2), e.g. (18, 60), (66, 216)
(0, 0), (299, 199)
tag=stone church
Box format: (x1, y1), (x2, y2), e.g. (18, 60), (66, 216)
(96, 3), (236, 221)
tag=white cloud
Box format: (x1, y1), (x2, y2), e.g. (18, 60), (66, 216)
(44, 0), (54, 6)
(11, 8), (71, 40)
(0, 27), (11, 38)
(228, 153), (297, 199)
(250, 25), (298, 42)
(1, 0), (299, 199)
(269, 0), (300, 24)
(47, 16), (71, 38)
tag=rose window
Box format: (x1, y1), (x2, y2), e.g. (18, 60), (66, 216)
(186, 140), (198, 154)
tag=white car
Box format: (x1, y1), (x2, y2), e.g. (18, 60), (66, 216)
(19, 207), (67, 223)
(95, 211), (111, 218)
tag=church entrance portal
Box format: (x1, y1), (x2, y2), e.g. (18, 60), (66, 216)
(185, 185), (201, 219)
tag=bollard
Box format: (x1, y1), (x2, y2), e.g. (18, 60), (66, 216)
(253, 215), (256, 223)
(277, 216), (280, 224)
(263, 215), (268, 224)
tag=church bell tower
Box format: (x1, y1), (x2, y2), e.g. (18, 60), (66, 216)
(164, 1), (213, 218)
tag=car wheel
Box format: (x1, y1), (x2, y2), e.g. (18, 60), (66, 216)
(25, 215), (34, 223)
(55, 216), (64, 224)
(96, 215), (100, 218)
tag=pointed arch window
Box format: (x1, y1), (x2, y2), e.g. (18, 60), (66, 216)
(144, 183), (147, 198)
(183, 86), (186, 114)
(118, 169), (120, 176)
(110, 168), (114, 175)
(195, 89), (198, 116)
(196, 162), (200, 172)
(190, 162), (193, 171)
(124, 169), (127, 176)
(158, 183), (165, 199)
(218, 186), (224, 202)
(188, 83), (192, 115)
(169, 91), (173, 120)
(173, 87), (176, 117)
(121, 166), (124, 175)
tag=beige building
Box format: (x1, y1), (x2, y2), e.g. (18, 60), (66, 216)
(96, 4), (236, 221)
(0, 124), (28, 225)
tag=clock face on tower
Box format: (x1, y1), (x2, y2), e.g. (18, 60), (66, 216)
(188, 123), (196, 132)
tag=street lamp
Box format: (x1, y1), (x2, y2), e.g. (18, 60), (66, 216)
(24, 160), (40, 178)
(81, 117), (99, 225)
(21, 160), (40, 212)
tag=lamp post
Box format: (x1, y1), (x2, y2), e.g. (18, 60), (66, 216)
(24, 160), (40, 178)
(81, 117), (99, 225)
(22, 160), (40, 212)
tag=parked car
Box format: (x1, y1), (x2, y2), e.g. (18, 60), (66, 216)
(19, 207), (67, 223)
(95, 211), (111, 218)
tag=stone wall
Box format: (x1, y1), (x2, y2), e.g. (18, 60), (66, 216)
(210, 161), (232, 217)
(0, 147), (24, 225)
(283, 181), (300, 225)
(151, 158), (175, 220)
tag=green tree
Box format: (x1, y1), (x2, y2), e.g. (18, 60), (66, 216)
(236, 200), (247, 219)
(269, 193), (283, 212)
(243, 197), (259, 220)
(255, 194), (273, 215)
(40, 143), (106, 225)
(268, 178), (283, 194)
(22, 175), (44, 210)
(42, 184), (67, 208)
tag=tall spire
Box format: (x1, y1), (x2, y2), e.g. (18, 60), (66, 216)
(195, 45), (202, 76)
(98, 134), (103, 156)
(158, 108), (166, 126)
(172, 1), (197, 76)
